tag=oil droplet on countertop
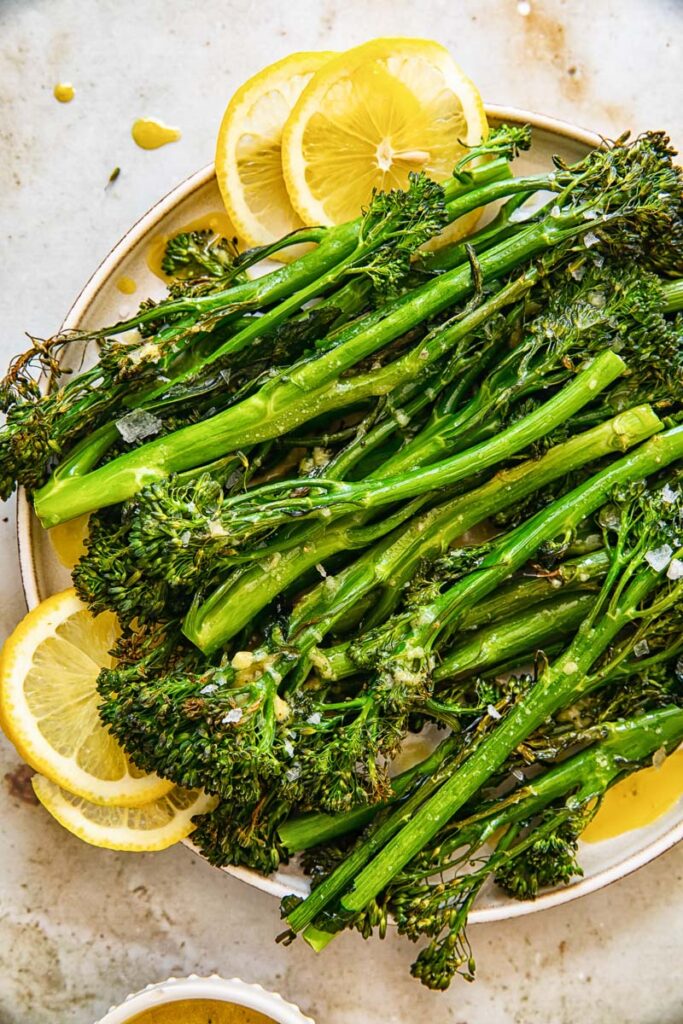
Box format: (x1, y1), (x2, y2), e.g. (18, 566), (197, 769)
(53, 82), (75, 103)
(132, 118), (181, 150)
(582, 749), (683, 843)
(116, 275), (137, 295)
(146, 212), (237, 280)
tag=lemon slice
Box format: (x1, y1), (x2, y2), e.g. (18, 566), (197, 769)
(49, 513), (90, 569)
(32, 775), (218, 851)
(216, 51), (336, 249)
(0, 589), (172, 807)
(282, 38), (488, 246)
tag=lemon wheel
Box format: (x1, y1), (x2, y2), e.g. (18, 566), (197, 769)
(282, 38), (488, 246)
(0, 589), (173, 807)
(216, 51), (336, 249)
(49, 513), (90, 569)
(32, 775), (218, 851)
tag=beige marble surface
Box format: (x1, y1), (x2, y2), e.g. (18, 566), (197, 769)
(1, 1), (682, 1021)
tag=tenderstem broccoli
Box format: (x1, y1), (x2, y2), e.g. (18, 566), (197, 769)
(32, 131), (682, 525)
(283, 465), (683, 944)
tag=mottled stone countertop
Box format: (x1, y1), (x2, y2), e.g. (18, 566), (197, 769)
(1, 1), (681, 1021)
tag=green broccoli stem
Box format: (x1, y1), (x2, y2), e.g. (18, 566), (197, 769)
(291, 403), (657, 667)
(434, 591), (596, 682)
(183, 356), (630, 652)
(662, 277), (683, 312)
(278, 732), (463, 853)
(456, 549), (610, 628)
(282, 683), (683, 859)
(414, 425), (683, 654)
(418, 190), (545, 274)
(339, 565), (679, 915)
(184, 350), (627, 550)
(318, 550), (607, 681)
(203, 402), (653, 662)
(16, 161), (513, 496)
(284, 427), (683, 933)
(442, 705), (683, 864)
(183, 495), (435, 651)
(186, 168), (537, 376)
(34, 205), (592, 527)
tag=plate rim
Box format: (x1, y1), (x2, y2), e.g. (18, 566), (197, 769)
(17, 106), (683, 921)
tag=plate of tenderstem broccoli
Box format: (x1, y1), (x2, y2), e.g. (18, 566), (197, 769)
(8, 107), (683, 989)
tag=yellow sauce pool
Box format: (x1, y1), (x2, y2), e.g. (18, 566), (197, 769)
(127, 1000), (276, 1024)
(53, 82), (75, 102)
(582, 749), (683, 843)
(132, 118), (181, 150)
(146, 212), (237, 280)
(116, 275), (138, 295)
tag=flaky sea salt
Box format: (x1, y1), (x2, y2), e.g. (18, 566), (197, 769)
(667, 558), (683, 581)
(633, 639), (650, 658)
(645, 544), (673, 572)
(115, 409), (163, 443)
(222, 708), (243, 724)
(487, 704), (502, 720)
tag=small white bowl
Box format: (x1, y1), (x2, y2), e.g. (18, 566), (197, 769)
(94, 974), (315, 1024)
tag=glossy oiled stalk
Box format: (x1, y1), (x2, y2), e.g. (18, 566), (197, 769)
(35, 207), (590, 527)
(415, 425), (683, 652)
(340, 566), (674, 914)
(309, 409), (655, 683)
(433, 591), (596, 682)
(278, 732), (462, 853)
(183, 496), (432, 653)
(284, 425), (683, 933)
(287, 703), (683, 939)
(185, 351), (627, 544)
(183, 360), (633, 652)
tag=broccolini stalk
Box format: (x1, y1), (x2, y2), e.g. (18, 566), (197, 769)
(1, 153), (516, 501)
(344, 426), (683, 696)
(75, 273), (530, 624)
(316, 548), (611, 683)
(185, 350), (626, 560)
(277, 732), (463, 854)
(176, 408), (661, 809)
(390, 704), (683, 988)
(432, 591), (596, 682)
(318, 482), (683, 923)
(35, 129), (682, 525)
(417, 264), (683, 455)
(183, 355), (630, 651)
(284, 406), (656, 679)
(282, 437), (683, 935)
(179, 247), (670, 648)
(277, 592), (673, 856)
(33, 219), (547, 525)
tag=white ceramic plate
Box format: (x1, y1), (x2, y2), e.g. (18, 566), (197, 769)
(95, 974), (314, 1024)
(17, 107), (683, 921)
